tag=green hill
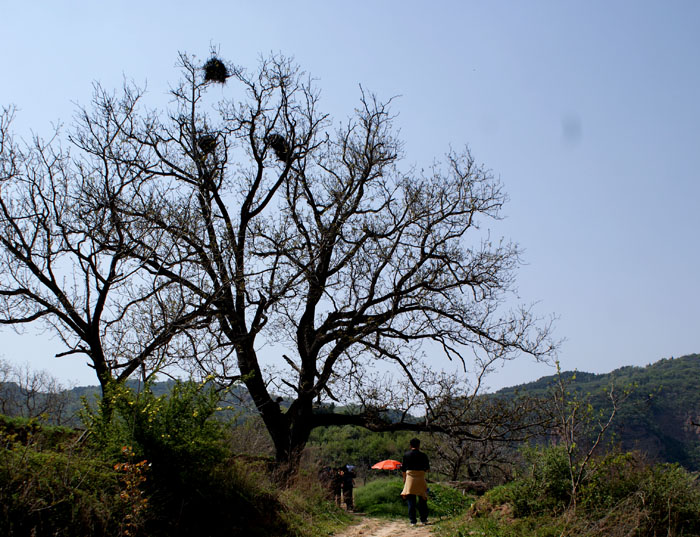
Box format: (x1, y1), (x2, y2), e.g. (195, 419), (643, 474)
(498, 353), (700, 469)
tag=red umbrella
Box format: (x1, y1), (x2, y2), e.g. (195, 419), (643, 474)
(371, 459), (402, 470)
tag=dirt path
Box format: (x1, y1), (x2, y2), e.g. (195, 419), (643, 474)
(331, 516), (434, 537)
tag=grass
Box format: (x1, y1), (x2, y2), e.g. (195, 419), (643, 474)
(278, 466), (354, 537)
(354, 477), (474, 520)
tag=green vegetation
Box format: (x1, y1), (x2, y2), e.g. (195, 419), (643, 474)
(2, 354), (700, 535)
(354, 478), (406, 517)
(1, 424), (121, 536)
(309, 425), (416, 472)
(0, 382), (353, 537)
(499, 353), (700, 470)
(437, 446), (700, 537)
(354, 477), (473, 519)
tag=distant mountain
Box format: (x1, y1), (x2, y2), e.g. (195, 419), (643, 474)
(498, 353), (700, 470)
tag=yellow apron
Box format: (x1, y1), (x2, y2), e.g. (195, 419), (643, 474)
(401, 470), (428, 501)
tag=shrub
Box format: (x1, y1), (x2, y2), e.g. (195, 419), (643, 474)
(579, 451), (645, 512)
(484, 445), (572, 517)
(428, 483), (474, 518)
(637, 463), (700, 536)
(0, 441), (122, 536)
(0, 396), (359, 537)
(354, 477), (472, 519)
(452, 450), (700, 537)
(354, 477), (407, 517)
(82, 379), (227, 465)
(279, 466), (353, 537)
(579, 453), (700, 536)
(80, 379), (295, 537)
(0, 414), (77, 448)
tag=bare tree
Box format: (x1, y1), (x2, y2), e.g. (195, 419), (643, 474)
(0, 104), (208, 395)
(430, 393), (548, 483)
(72, 51), (556, 468)
(0, 358), (70, 424)
(3, 52), (556, 467)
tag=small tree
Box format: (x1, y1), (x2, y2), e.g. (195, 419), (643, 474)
(549, 361), (631, 511)
(0, 358), (70, 424)
(430, 392), (549, 483)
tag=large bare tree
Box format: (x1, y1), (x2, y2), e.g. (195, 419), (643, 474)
(2, 52), (555, 466)
(71, 52), (556, 465)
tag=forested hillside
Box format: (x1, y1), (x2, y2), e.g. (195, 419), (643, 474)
(498, 353), (700, 469)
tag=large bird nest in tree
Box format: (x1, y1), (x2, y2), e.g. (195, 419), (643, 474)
(265, 133), (291, 163)
(203, 57), (228, 84)
(197, 134), (217, 154)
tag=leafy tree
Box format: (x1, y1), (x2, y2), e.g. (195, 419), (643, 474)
(2, 52), (555, 468)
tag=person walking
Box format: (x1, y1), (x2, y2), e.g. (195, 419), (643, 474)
(342, 464), (356, 510)
(400, 438), (429, 525)
(331, 467), (344, 507)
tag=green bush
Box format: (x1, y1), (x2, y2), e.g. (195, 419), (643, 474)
(580, 451), (645, 512)
(0, 441), (122, 536)
(354, 477), (472, 519)
(354, 477), (407, 517)
(428, 482), (474, 518)
(0, 394), (359, 537)
(0, 414), (77, 448)
(80, 379), (301, 536)
(580, 453), (700, 535)
(637, 463), (700, 536)
(445, 450), (700, 537)
(485, 445), (572, 517)
(523, 445), (571, 511)
(82, 379), (227, 465)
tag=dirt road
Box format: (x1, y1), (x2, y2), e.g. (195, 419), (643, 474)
(331, 516), (434, 537)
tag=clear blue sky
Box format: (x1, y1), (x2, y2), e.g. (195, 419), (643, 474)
(1, 1), (698, 390)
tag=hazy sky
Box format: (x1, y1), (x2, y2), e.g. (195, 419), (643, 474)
(1, 1), (698, 390)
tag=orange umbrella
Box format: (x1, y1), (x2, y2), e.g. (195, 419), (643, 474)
(371, 459), (402, 470)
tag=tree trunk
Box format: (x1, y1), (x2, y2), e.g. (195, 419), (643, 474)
(273, 402), (314, 465)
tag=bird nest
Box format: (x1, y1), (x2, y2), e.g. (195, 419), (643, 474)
(197, 134), (217, 154)
(203, 57), (228, 84)
(265, 133), (291, 162)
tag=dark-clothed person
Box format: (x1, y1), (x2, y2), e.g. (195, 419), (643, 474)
(331, 467), (344, 507)
(400, 438), (429, 525)
(342, 464), (356, 510)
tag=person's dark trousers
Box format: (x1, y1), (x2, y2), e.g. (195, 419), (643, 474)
(343, 487), (354, 510)
(406, 494), (428, 524)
